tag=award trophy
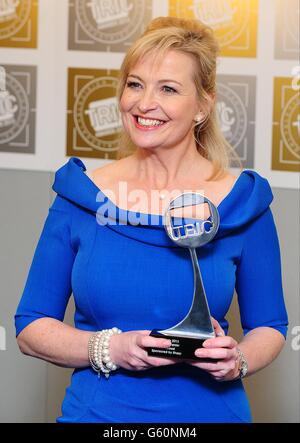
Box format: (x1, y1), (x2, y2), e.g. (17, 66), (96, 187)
(147, 193), (220, 360)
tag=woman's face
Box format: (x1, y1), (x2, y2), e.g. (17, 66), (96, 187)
(120, 49), (201, 152)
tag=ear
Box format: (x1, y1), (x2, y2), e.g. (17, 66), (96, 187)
(195, 93), (215, 121)
(194, 111), (205, 123)
(194, 115), (202, 123)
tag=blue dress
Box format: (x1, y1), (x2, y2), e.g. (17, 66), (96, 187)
(15, 157), (288, 423)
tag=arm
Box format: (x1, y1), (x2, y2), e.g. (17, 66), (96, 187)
(16, 196), (176, 371)
(235, 326), (285, 377)
(15, 195), (89, 367)
(17, 317), (176, 371)
(15, 196), (76, 337)
(190, 208), (288, 381)
(17, 318), (92, 368)
(193, 325), (285, 382)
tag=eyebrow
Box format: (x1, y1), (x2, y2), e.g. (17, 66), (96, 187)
(127, 74), (183, 87)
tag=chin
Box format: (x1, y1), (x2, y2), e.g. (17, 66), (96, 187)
(137, 145), (160, 152)
(128, 136), (161, 151)
(131, 143), (158, 152)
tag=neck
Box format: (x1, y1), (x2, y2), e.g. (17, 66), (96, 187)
(130, 140), (210, 190)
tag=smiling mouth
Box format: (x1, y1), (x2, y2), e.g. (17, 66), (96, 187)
(133, 115), (168, 129)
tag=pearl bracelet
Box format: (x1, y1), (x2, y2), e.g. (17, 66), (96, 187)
(88, 327), (122, 379)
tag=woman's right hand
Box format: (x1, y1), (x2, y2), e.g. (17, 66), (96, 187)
(109, 330), (179, 371)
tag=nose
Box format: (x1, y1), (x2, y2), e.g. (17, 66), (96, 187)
(137, 89), (158, 114)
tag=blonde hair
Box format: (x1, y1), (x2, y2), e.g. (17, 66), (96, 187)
(116, 16), (242, 180)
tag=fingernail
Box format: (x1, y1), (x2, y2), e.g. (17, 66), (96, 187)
(195, 351), (203, 357)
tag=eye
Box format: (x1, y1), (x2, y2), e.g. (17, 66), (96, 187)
(126, 81), (142, 89)
(162, 85), (177, 94)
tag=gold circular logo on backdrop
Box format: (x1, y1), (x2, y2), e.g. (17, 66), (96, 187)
(0, 0), (31, 40)
(74, 76), (121, 153)
(74, 0), (145, 44)
(0, 72), (29, 145)
(173, 0), (250, 47)
(281, 94), (300, 160)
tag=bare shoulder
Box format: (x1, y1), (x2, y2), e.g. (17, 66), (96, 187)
(215, 171), (239, 193)
(223, 172), (239, 186)
(203, 169), (239, 207)
(89, 157), (133, 188)
(202, 159), (237, 185)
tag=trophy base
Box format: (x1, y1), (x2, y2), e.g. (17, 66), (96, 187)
(147, 330), (206, 360)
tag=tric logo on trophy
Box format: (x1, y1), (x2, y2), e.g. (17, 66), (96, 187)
(148, 193), (220, 360)
(0, 0), (38, 48)
(67, 68), (122, 159)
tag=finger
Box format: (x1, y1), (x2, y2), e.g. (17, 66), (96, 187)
(210, 369), (230, 381)
(211, 317), (225, 337)
(188, 360), (222, 372)
(195, 347), (236, 360)
(146, 355), (179, 367)
(202, 336), (238, 349)
(188, 360), (235, 377)
(137, 335), (172, 349)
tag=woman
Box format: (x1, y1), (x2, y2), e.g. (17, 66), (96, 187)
(15, 17), (288, 423)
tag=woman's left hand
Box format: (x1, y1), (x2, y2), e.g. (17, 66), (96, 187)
(186, 318), (239, 382)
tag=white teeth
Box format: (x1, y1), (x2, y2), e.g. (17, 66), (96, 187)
(137, 117), (165, 126)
